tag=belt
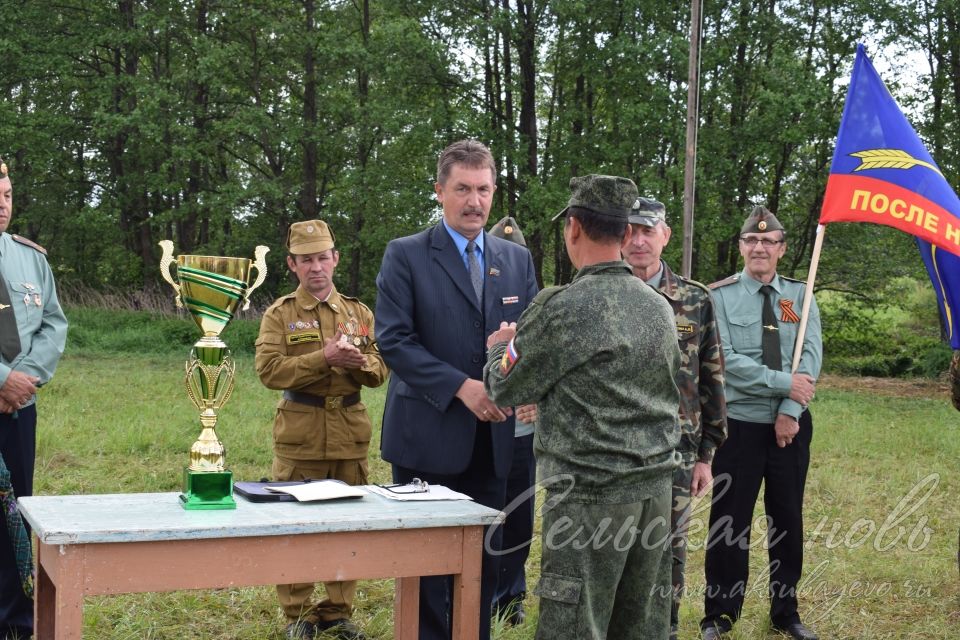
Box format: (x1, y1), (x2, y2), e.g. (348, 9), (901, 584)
(283, 390), (361, 410)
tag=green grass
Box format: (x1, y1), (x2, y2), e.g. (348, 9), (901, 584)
(32, 351), (960, 639)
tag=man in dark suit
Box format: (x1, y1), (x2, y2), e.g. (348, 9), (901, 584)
(376, 139), (539, 640)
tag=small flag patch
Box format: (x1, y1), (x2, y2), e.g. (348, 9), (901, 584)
(500, 338), (519, 374)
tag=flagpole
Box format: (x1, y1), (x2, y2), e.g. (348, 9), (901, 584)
(681, 0), (703, 278)
(792, 224), (826, 372)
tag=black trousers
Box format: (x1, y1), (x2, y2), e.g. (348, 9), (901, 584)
(492, 433), (535, 610)
(393, 424), (507, 640)
(0, 405), (36, 637)
(702, 411), (812, 631)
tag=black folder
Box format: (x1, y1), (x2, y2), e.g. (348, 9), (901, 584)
(233, 481), (300, 503)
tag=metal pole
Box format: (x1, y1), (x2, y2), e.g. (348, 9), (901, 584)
(681, 0), (703, 278)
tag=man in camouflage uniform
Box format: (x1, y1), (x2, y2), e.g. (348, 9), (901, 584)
(622, 197), (727, 639)
(484, 175), (681, 640)
(256, 220), (388, 640)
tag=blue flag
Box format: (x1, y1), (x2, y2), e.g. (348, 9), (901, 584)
(820, 44), (960, 347)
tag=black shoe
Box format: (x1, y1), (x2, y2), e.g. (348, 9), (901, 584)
(669, 624), (678, 640)
(773, 622), (819, 640)
(286, 621), (318, 639)
(700, 624), (728, 640)
(316, 618), (367, 640)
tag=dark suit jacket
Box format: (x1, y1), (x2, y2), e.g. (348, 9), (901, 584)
(376, 223), (539, 478)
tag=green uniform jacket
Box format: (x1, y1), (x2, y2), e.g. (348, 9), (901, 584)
(484, 261), (681, 503)
(652, 261), (727, 464)
(255, 285), (388, 461)
(0, 233), (67, 404)
(710, 269), (822, 423)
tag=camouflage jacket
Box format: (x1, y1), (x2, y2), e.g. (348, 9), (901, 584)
(484, 261), (681, 503)
(653, 261), (727, 464)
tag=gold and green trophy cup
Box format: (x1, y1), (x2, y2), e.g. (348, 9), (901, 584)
(159, 240), (269, 510)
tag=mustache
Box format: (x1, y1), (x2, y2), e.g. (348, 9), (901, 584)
(462, 207), (485, 215)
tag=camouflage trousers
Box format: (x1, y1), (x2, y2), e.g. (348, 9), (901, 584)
(670, 459), (696, 629)
(534, 484), (672, 640)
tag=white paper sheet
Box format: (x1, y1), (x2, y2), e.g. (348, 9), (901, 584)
(264, 480), (366, 502)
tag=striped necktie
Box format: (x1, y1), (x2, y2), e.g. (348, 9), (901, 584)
(466, 240), (483, 304)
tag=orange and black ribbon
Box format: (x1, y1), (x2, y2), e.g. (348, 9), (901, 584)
(779, 299), (801, 323)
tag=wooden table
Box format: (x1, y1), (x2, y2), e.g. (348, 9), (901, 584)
(19, 491), (502, 639)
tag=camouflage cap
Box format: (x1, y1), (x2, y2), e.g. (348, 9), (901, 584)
(551, 174), (639, 222)
(740, 205), (784, 234)
(287, 219), (336, 255)
(627, 197), (667, 227)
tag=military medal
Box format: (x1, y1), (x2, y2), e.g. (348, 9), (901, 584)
(33, 294), (41, 307)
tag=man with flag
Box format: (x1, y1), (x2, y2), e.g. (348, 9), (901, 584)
(700, 206), (821, 640)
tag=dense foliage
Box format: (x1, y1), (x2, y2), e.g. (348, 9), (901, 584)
(4, 1), (960, 358)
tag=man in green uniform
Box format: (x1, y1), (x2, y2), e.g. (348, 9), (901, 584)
(622, 197), (727, 640)
(484, 175), (681, 640)
(0, 159), (68, 639)
(700, 206), (821, 640)
(255, 220), (388, 640)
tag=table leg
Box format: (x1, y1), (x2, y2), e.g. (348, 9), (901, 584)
(34, 542), (84, 640)
(394, 576), (420, 639)
(450, 525), (483, 640)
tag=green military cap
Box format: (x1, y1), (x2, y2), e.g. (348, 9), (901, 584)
(488, 215), (526, 247)
(740, 205), (784, 234)
(551, 174), (639, 222)
(627, 197), (667, 227)
(287, 219), (336, 255)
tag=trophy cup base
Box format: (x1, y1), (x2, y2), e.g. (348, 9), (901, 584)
(180, 468), (237, 510)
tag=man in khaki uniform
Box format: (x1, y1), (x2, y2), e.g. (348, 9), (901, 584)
(255, 220), (388, 640)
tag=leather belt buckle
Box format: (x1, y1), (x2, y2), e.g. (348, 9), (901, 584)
(325, 395), (342, 410)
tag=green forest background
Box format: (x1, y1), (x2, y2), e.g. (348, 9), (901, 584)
(4, 0), (960, 376)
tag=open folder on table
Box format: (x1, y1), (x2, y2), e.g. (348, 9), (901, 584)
(263, 480), (366, 502)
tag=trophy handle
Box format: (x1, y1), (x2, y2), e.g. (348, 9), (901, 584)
(158, 240), (183, 308)
(242, 245), (270, 311)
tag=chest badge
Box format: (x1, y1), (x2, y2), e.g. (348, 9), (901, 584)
(676, 322), (694, 338)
